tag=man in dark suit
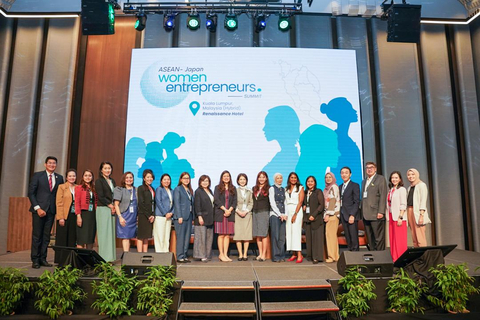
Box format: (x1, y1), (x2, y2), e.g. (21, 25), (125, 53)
(28, 156), (64, 268)
(339, 167), (360, 251)
(361, 162), (387, 251)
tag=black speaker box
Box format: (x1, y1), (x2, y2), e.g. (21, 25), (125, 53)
(337, 251), (393, 277)
(122, 252), (176, 276)
(387, 4), (421, 43)
(81, 0), (115, 35)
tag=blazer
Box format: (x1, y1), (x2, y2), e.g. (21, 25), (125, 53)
(113, 186), (135, 214)
(155, 186), (174, 217)
(173, 186), (194, 220)
(302, 188), (325, 230)
(236, 187), (254, 214)
(74, 185), (98, 214)
(339, 181), (360, 221)
(137, 185), (155, 219)
(96, 177), (116, 207)
(386, 186), (407, 223)
(194, 188), (215, 226)
(214, 185), (238, 222)
(361, 174), (387, 220)
(56, 183), (76, 221)
(408, 182), (431, 225)
(28, 171), (64, 214)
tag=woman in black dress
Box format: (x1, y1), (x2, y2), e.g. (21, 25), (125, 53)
(137, 169), (155, 252)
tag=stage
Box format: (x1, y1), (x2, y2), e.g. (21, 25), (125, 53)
(1, 248), (480, 319)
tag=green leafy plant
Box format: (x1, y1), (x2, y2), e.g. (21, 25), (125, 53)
(91, 262), (138, 318)
(336, 266), (377, 318)
(386, 268), (428, 313)
(34, 266), (85, 319)
(0, 267), (33, 315)
(427, 263), (479, 314)
(137, 265), (177, 317)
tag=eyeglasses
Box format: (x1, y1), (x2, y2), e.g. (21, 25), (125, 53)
(366, 166), (376, 170)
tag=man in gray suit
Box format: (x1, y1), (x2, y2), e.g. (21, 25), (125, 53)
(361, 162), (387, 251)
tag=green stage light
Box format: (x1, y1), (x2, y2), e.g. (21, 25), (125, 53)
(135, 12), (147, 31)
(278, 14), (291, 31)
(224, 14), (238, 31)
(187, 13), (200, 30)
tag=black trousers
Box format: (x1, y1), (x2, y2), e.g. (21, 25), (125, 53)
(31, 211), (55, 263)
(364, 219), (386, 251)
(304, 222), (325, 261)
(54, 212), (77, 263)
(341, 215), (359, 251)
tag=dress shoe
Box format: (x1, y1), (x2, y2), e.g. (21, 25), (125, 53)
(39, 260), (52, 267)
(325, 258), (334, 263)
(32, 262), (40, 269)
(177, 259), (186, 263)
(287, 256), (296, 262)
(238, 257), (243, 261)
(313, 259), (319, 264)
(243, 257), (248, 261)
(184, 258), (191, 263)
(296, 257), (303, 264)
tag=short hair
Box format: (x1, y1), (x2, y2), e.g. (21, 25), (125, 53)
(45, 156), (57, 163)
(99, 161), (113, 177)
(389, 171), (404, 189)
(120, 172), (134, 188)
(305, 176), (317, 190)
(142, 169), (155, 186)
(341, 166), (351, 174)
(65, 168), (77, 176)
(237, 173), (248, 185)
(365, 161), (376, 168)
(198, 175), (211, 188)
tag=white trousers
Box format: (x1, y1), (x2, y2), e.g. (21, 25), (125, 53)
(153, 216), (172, 253)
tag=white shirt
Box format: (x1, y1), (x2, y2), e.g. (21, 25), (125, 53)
(342, 180), (351, 195)
(364, 173), (376, 192)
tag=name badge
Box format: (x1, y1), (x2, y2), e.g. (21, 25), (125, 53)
(306, 207), (310, 214)
(130, 206), (134, 213)
(363, 191), (368, 198)
(88, 204), (93, 211)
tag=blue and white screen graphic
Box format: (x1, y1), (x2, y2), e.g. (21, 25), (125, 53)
(125, 48), (363, 189)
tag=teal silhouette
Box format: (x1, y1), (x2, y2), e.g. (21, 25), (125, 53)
(295, 124), (340, 190)
(138, 141), (163, 189)
(262, 106), (300, 180)
(320, 97), (362, 184)
(125, 137), (147, 187)
(160, 132), (195, 185)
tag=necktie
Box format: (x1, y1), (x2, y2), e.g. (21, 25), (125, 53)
(49, 174), (53, 192)
(342, 183), (346, 196)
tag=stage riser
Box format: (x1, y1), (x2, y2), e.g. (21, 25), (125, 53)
(182, 291), (255, 303)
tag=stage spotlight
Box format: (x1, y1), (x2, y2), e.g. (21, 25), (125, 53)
(206, 13), (217, 32)
(164, 13), (176, 31)
(278, 14), (291, 31)
(224, 14), (238, 31)
(135, 11), (147, 31)
(187, 13), (200, 30)
(255, 14), (267, 33)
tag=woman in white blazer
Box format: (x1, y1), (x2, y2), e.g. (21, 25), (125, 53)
(406, 168), (430, 247)
(386, 171), (407, 261)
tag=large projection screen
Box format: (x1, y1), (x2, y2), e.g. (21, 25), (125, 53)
(125, 47), (363, 190)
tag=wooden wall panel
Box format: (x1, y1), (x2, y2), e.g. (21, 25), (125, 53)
(7, 197), (32, 253)
(77, 16), (137, 183)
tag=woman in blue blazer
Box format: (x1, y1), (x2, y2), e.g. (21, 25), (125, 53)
(173, 172), (194, 263)
(154, 174), (174, 253)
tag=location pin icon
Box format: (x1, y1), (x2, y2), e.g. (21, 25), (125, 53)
(189, 101), (200, 116)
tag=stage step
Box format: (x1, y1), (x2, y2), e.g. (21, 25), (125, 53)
(259, 279), (331, 290)
(178, 302), (256, 315)
(261, 301), (339, 315)
(182, 280), (255, 290)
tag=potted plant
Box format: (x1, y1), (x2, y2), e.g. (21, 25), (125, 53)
(336, 266), (377, 318)
(386, 267), (427, 313)
(137, 265), (177, 317)
(91, 262), (138, 318)
(427, 263), (479, 314)
(34, 266), (85, 319)
(0, 267), (33, 316)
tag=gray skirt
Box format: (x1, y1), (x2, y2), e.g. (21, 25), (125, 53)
(252, 210), (269, 238)
(234, 212), (253, 241)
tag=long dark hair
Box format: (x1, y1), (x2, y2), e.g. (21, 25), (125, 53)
(99, 161), (113, 179)
(286, 172), (301, 193)
(80, 169), (96, 193)
(253, 171), (270, 197)
(389, 171), (404, 189)
(218, 170), (235, 195)
(305, 175), (317, 190)
(177, 172), (193, 194)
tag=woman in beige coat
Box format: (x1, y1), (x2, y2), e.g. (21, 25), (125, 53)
(234, 173), (253, 261)
(406, 168), (430, 247)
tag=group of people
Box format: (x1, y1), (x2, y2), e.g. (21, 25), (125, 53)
(28, 156), (430, 268)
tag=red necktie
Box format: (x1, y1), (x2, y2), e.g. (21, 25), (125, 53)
(49, 174), (53, 192)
